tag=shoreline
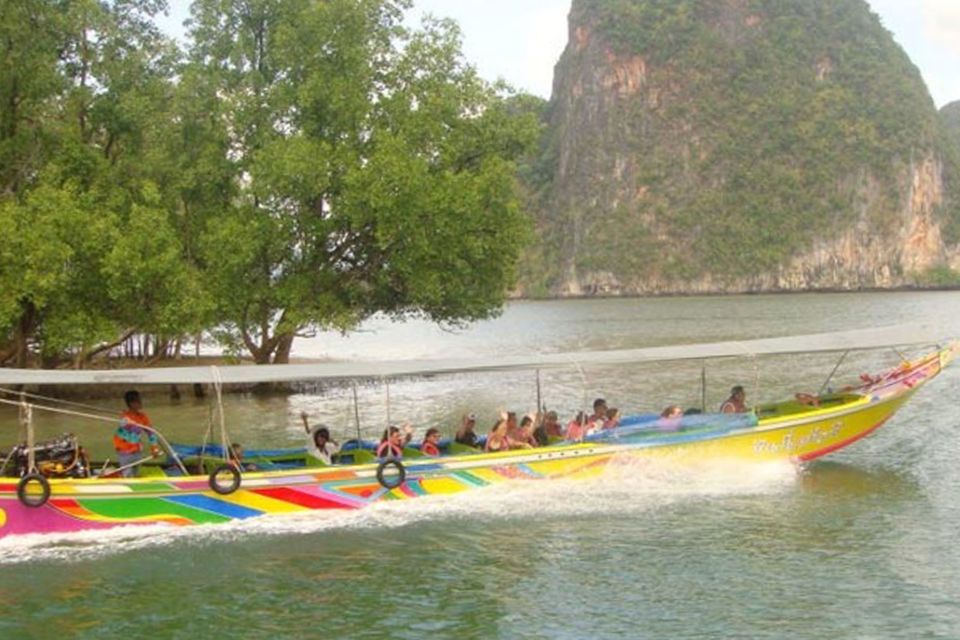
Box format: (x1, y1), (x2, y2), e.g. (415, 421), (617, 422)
(2, 288), (957, 400)
(511, 283), (960, 301)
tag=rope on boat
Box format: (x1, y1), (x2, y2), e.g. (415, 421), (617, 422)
(570, 358), (590, 423)
(196, 402), (216, 470)
(818, 350), (850, 395)
(211, 366), (229, 462)
(20, 395), (35, 474)
(0, 386), (112, 415)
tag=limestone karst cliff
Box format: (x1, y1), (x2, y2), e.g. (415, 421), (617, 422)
(521, 0), (960, 295)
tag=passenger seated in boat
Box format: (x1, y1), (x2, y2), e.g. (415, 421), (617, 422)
(542, 410), (564, 439)
(486, 412), (534, 451)
(589, 398), (608, 426)
(229, 443), (257, 472)
(485, 414), (510, 452)
(605, 407), (621, 429)
(301, 412), (340, 465)
(505, 412), (520, 442)
(720, 386), (748, 413)
(113, 390), (161, 478)
(657, 405), (684, 431)
(518, 414), (539, 448)
(455, 413), (479, 448)
(794, 392), (820, 407)
(420, 428), (442, 456)
(566, 412), (587, 442)
(377, 425), (413, 458)
(533, 412), (551, 446)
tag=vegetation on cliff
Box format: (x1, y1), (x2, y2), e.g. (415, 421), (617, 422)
(944, 102), (960, 154)
(0, 0), (537, 368)
(526, 0), (960, 294)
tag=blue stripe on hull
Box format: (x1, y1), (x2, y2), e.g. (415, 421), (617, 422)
(165, 495), (262, 519)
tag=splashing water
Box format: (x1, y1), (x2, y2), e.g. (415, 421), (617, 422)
(0, 457), (798, 566)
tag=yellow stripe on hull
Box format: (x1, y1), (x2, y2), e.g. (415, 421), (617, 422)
(218, 489), (310, 514)
(419, 477), (471, 495)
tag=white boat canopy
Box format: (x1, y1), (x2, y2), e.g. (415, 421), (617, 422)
(0, 323), (949, 386)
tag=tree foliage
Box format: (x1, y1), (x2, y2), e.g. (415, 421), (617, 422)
(187, 0), (536, 363)
(0, 0), (536, 367)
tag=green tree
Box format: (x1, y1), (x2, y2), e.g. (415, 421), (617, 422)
(189, 0), (538, 363)
(0, 0), (209, 366)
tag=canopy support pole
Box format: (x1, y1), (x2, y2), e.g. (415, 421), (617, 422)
(536, 369), (542, 412)
(352, 382), (362, 441)
(572, 360), (589, 422)
(818, 350), (849, 395)
(701, 366), (707, 413)
(385, 379), (391, 428)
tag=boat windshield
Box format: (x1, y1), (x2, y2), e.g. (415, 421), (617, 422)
(583, 412), (758, 443)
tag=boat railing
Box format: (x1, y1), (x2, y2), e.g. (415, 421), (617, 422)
(0, 392), (188, 477)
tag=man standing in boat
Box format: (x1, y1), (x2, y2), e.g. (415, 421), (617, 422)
(113, 390), (160, 477)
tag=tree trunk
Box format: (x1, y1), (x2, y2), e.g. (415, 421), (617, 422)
(272, 333), (295, 364)
(0, 342), (16, 366)
(12, 301), (36, 368)
(78, 328), (137, 367)
(147, 338), (170, 364)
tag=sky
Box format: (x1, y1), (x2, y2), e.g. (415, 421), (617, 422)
(157, 0), (960, 109)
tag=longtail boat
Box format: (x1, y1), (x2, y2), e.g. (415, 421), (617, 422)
(0, 324), (954, 540)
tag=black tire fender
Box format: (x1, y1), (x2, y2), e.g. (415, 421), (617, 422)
(209, 464), (242, 495)
(376, 459), (406, 490)
(17, 473), (51, 508)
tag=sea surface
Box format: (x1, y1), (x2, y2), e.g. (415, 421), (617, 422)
(2, 292), (960, 639)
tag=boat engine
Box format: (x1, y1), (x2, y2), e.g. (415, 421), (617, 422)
(5, 433), (89, 479)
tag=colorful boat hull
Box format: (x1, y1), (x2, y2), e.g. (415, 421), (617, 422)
(0, 344), (954, 539)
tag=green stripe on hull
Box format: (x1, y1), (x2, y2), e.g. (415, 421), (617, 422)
(77, 497), (232, 524)
(451, 471), (489, 487)
(125, 482), (177, 493)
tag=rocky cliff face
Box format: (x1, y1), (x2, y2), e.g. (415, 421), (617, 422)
(523, 0), (960, 295)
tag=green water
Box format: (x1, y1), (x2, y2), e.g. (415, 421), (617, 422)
(2, 292), (960, 639)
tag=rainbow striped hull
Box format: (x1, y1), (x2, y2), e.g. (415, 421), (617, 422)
(0, 345), (953, 540)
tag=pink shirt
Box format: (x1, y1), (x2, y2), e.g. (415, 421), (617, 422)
(566, 421), (586, 441)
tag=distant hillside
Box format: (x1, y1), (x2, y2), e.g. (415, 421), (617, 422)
(521, 0), (960, 295)
(944, 101), (960, 151)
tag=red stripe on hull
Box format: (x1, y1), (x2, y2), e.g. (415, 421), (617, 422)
(797, 417), (890, 462)
(251, 486), (348, 510)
